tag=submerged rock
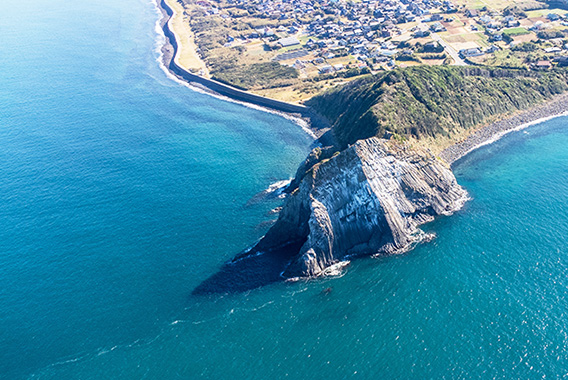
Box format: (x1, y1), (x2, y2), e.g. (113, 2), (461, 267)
(240, 137), (468, 279)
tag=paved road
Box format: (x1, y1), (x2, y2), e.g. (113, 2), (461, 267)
(431, 33), (467, 66)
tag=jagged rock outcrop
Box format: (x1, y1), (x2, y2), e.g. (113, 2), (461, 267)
(244, 137), (467, 278)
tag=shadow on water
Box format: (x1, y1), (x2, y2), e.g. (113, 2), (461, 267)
(192, 183), (304, 295)
(192, 242), (303, 295)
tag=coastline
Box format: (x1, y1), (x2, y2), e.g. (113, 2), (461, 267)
(160, 3), (568, 284)
(441, 93), (568, 165)
(154, 0), (330, 138)
(154, 1), (568, 168)
(161, 0), (208, 76)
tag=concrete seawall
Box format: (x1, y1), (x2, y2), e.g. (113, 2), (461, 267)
(159, 0), (312, 116)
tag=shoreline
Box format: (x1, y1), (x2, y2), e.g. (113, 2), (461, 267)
(162, 0), (209, 76)
(441, 93), (568, 165)
(154, 0), (568, 167)
(154, 0), (330, 138)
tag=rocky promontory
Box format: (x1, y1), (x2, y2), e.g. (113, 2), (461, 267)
(240, 137), (467, 278)
(196, 66), (568, 288)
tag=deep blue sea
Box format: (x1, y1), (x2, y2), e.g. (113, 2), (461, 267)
(3, 0), (568, 379)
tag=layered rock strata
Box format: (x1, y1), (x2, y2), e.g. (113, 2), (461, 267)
(243, 137), (467, 278)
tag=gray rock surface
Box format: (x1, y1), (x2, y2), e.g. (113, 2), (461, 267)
(441, 93), (568, 165)
(249, 136), (468, 278)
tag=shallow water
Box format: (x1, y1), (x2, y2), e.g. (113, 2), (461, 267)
(4, 0), (568, 379)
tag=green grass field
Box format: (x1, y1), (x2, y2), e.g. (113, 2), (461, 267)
(503, 27), (530, 36)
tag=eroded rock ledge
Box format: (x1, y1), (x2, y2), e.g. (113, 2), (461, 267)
(238, 137), (468, 278)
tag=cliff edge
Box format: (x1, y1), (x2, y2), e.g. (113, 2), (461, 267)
(197, 66), (568, 289)
(241, 137), (467, 278)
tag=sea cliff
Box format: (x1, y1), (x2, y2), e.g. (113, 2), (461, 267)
(227, 66), (568, 280)
(156, 12), (568, 284)
(239, 137), (467, 278)
(307, 66), (568, 151)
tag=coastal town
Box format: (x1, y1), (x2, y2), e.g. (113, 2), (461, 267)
(171, 0), (568, 101)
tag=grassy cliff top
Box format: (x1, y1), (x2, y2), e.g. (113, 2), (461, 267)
(306, 66), (568, 149)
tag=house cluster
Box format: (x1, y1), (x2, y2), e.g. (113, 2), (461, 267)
(225, 0), (457, 23)
(458, 45), (499, 59)
(199, 0), (460, 72)
(459, 9), (568, 66)
(466, 9), (568, 42)
(196, 0), (568, 73)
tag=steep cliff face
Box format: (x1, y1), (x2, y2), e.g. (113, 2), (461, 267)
(306, 66), (568, 148)
(247, 137), (467, 278)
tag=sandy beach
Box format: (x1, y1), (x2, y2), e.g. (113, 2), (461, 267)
(155, 0), (333, 137)
(162, 0), (209, 76)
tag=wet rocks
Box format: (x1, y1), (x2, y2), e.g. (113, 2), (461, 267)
(244, 137), (468, 278)
(441, 93), (568, 165)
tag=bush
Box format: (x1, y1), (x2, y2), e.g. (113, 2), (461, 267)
(417, 42), (444, 53)
(212, 62), (298, 89)
(503, 5), (527, 18)
(421, 53), (448, 60)
(537, 30), (565, 40)
(503, 33), (514, 44)
(397, 54), (421, 62)
(512, 42), (539, 52)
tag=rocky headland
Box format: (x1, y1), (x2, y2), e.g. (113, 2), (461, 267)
(237, 137), (467, 279)
(219, 67), (568, 283)
(159, 22), (568, 287)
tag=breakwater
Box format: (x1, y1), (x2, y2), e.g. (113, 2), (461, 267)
(159, 0), (314, 116)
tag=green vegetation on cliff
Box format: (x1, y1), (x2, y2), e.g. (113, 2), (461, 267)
(307, 66), (568, 148)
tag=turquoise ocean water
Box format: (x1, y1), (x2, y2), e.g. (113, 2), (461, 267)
(3, 0), (568, 378)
